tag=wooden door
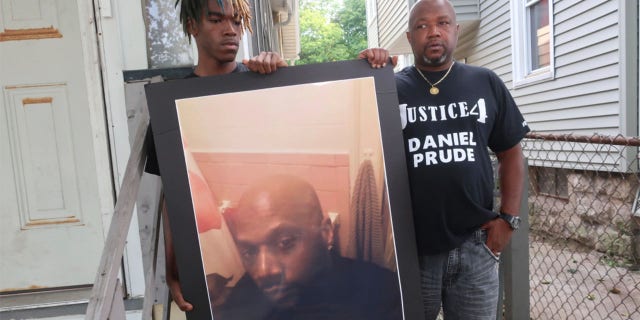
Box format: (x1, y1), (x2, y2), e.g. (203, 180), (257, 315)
(0, 0), (112, 292)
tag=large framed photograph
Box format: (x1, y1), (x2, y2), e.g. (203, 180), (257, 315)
(145, 60), (423, 320)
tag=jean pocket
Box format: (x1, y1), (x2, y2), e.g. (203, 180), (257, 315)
(480, 242), (500, 261)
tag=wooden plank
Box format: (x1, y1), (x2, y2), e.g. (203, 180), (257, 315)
(108, 279), (126, 320)
(85, 111), (149, 319)
(126, 76), (166, 320)
(141, 195), (164, 319)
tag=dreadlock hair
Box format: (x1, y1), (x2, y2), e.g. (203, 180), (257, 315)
(175, 0), (253, 40)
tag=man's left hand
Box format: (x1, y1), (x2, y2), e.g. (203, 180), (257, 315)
(481, 218), (514, 256)
(243, 51), (288, 74)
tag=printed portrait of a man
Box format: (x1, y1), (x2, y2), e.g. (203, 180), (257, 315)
(174, 77), (404, 320)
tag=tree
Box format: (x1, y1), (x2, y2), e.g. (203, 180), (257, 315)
(297, 0), (367, 65)
(335, 0), (368, 55)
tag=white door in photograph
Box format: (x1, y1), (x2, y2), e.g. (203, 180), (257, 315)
(0, 0), (111, 292)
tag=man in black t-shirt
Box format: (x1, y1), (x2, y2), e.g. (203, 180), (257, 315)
(215, 174), (402, 320)
(359, 0), (530, 319)
(147, 0), (287, 312)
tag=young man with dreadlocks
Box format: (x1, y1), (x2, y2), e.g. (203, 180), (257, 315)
(146, 0), (288, 312)
(178, 0), (287, 76)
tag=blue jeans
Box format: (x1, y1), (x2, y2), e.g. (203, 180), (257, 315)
(419, 229), (499, 320)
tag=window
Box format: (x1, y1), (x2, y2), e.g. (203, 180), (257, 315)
(532, 167), (568, 199)
(511, 0), (554, 86)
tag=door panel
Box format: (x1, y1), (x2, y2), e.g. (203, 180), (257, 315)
(0, 0), (110, 291)
(5, 85), (83, 226)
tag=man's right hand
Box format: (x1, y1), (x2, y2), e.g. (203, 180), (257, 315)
(243, 51), (288, 74)
(167, 270), (194, 312)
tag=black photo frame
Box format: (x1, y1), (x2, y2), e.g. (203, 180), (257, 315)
(145, 60), (423, 320)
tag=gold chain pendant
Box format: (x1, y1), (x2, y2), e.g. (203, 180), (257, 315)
(415, 61), (455, 97)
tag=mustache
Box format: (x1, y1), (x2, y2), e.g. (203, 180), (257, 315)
(220, 39), (239, 46)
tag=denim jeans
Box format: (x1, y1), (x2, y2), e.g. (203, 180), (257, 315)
(419, 229), (499, 320)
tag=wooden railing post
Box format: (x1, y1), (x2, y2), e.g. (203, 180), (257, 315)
(141, 195), (165, 319)
(498, 159), (530, 320)
(85, 112), (149, 320)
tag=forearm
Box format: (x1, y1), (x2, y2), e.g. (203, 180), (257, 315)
(162, 201), (179, 279)
(496, 144), (525, 216)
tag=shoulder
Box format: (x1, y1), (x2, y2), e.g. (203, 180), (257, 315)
(394, 66), (418, 93)
(455, 63), (496, 78)
(394, 66), (415, 82)
(330, 256), (402, 318)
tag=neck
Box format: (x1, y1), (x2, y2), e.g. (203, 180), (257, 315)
(194, 59), (238, 77)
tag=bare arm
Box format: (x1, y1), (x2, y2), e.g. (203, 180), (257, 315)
(163, 200), (194, 312)
(482, 143), (525, 254)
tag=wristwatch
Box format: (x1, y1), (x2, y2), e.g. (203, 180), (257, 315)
(498, 212), (521, 230)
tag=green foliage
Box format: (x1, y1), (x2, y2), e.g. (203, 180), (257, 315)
(298, 0), (367, 65)
(336, 0), (368, 54)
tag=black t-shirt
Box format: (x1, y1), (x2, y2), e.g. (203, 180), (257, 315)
(212, 255), (403, 320)
(395, 63), (530, 255)
(145, 63), (250, 175)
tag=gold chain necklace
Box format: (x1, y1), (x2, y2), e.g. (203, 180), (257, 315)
(414, 61), (455, 95)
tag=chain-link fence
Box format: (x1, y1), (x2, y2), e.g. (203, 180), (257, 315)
(522, 133), (640, 320)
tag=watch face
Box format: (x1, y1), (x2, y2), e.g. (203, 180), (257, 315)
(511, 216), (521, 230)
(501, 214), (520, 230)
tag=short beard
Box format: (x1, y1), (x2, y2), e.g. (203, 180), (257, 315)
(421, 53), (448, 67)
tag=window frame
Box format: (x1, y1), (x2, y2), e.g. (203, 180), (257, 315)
(510, 0), (555, 87)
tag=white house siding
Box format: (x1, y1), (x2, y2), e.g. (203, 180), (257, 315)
(465, 0), (513, 81)
(370, 0), (634, 138)
(368, 0), (635, 171)
(452, 0), (480, 21)
(466, 0), (621, 135)
(375, 0), (410, 51)
(521, 0), (620, 134)
(463, 0), (635, 172)
(366, 0), (380, 47)
(277, 6), (300, 61)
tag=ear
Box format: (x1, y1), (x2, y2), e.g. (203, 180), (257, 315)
(187, 17), (199, 37)
(222, 207), (237, 237)
(406, 30), (412, 45)
(320, 217), (334, 249)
